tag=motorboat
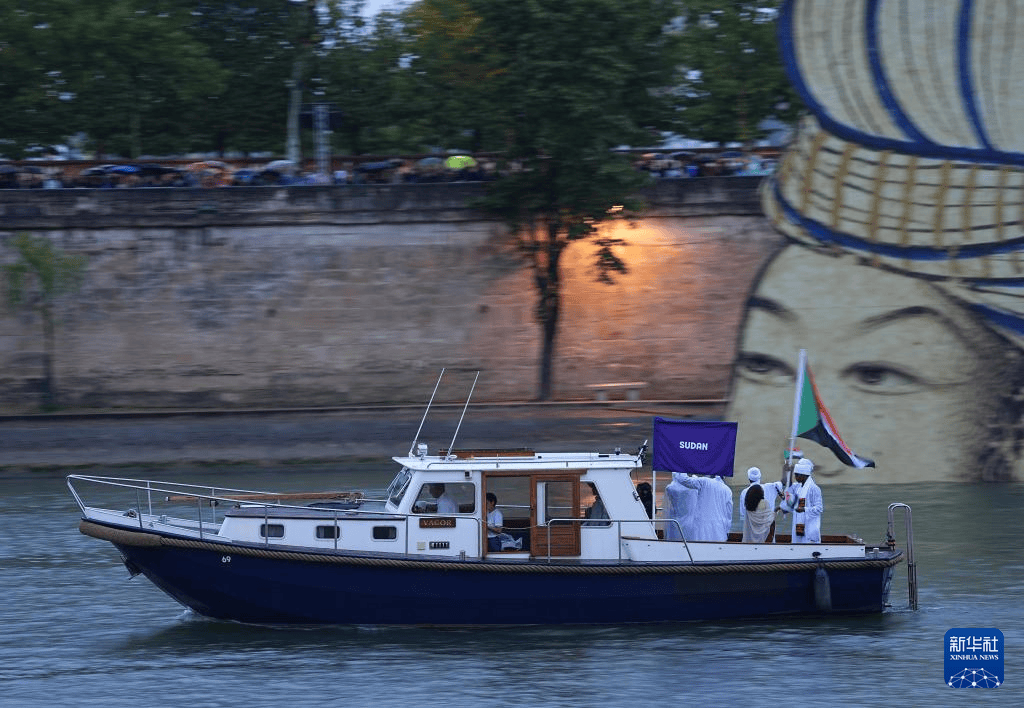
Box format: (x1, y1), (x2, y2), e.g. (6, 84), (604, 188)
(69, 436), (911, 625)
(69, 369), (914, 625)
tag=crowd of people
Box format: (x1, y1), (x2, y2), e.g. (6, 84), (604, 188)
(0, 157), (500, 190)
(0, 150), (775, 190)
(662, 448), (824, 544)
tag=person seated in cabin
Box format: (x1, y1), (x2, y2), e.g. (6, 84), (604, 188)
(636, 482), (654, 519)
(583, 482), (611, 526)
(429, 483), (459, 514)
(485, 492), (522, 551)
(486, 492), (504, 550)
(740, 480), (775, 543)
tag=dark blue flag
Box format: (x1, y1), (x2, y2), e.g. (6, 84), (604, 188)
(652, 418), (737, 477)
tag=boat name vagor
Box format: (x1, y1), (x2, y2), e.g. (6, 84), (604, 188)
(419, 517), (456, 528)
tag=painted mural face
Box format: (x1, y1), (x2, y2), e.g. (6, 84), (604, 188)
(727, 246), (1015, 483)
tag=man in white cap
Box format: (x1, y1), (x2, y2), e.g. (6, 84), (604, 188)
(739, 466), (774, 542)
(782, 458), (824, 543)
(738, 467), (762, 524)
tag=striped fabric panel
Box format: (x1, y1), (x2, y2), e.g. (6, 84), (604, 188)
(780, 0), (1024, 164)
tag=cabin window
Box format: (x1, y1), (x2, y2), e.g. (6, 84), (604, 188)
(373, 526), (397, 540)
(387, 467), (413, 506)
(316, 524), (340, 540)
(412, 482), (476, 514)
(260, 523), (285, 538)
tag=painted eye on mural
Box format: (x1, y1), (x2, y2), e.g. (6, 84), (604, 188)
(843, 363), (922, 394)
(734, 352), (794, 386)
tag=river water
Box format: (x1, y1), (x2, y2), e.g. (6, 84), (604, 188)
(2, 465), (1021, 706)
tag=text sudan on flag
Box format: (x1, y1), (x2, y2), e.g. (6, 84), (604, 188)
(797, 362), (875, 468)
(652, 418), (737, 477)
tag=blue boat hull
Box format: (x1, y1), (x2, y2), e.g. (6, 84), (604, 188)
(86, 521), (901, 625)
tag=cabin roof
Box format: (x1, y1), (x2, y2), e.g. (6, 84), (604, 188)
(393, 449), (642, 472)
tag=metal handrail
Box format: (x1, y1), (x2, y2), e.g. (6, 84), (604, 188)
(544, 517), (692, 564)
(66, 474), (385, 519)
(69, 473), (483, 556)
(887, 502), (917, 610)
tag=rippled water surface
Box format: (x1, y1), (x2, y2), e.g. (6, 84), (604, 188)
(2, 467), (1022, 707)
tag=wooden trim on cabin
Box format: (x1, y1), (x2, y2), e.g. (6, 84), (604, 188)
(438, 448), (535, 458)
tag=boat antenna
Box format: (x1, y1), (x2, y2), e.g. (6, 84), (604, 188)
(636, 439), (648, 463)
(409, 368), (445, 456)
(447, 370), (479, 458)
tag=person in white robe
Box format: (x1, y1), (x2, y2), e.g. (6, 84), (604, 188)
(738, 467), (762, 523)
(781, 458), (824, 543)
(663, 474), (696, 540)
(676, 473), (733, 541)
(741, 481), (775, 542)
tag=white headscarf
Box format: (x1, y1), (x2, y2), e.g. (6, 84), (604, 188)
(794, 458), (814, 477)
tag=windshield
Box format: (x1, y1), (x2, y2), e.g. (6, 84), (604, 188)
(386, 467), (413, 506)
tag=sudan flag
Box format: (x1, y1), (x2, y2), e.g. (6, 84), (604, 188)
(795, 359), (875, 468)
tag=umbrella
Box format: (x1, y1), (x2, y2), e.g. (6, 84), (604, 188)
(80, 165), (116, 176)
(444, 155), (477, 170)
(187, 160), (231, 172)
(107, 165), (141, 174)
(232, 169), (258, 184)
(0, 165), (18, 175)
(263, 159), (296, 173)
(138, 163), (180, 175)
(417, 157), (444, 167)
(357, 160), (396, 172)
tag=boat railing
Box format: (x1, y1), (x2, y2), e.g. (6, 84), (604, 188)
(68, 474), (484, 556)
(66, 474), (396, 535)
(546, 517), (693, 564)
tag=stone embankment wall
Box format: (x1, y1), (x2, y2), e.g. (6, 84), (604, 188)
(0, 179), (782, 411)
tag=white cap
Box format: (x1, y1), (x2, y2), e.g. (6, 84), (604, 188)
(747, 467), (762, 482)
(794, 458), (814, 477)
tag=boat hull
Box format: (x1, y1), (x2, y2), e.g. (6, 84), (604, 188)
(85, 520), (902, 625)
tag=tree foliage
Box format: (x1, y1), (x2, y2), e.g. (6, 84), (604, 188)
(463, 0), (681, 399)
(1, 0), (796, 158)
(0, 2), (75, 157)
(675, 1), (798, 144)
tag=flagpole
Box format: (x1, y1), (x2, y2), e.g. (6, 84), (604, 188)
(787, 349), (807, 489)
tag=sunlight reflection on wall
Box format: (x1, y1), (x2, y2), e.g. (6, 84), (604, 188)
(554, 216), (781, 399)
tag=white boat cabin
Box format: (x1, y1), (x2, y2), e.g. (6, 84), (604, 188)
(217, 446), (655, 561)
(71, 446), (869, 566)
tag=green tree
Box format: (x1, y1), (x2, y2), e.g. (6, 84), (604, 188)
(321, 6), (410, 155)
(0, 2), (75, 158)
(178, 1), (300, 156)
(56, 0), (228, 158)
(675, 1), (798, 145)
(397, 0), (503, 153)
(3, 233), (87, 410)
(465, 0), (680, 399)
